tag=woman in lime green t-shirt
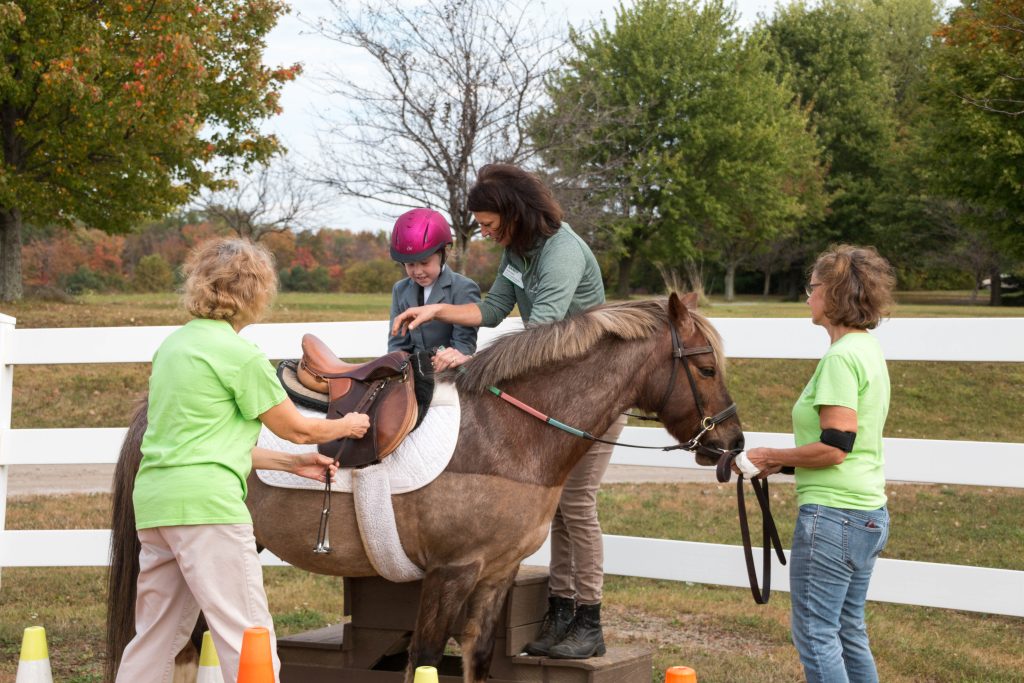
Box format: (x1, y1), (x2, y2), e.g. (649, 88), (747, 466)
(745, 244), (896, 683)
(116, 239), (370, 683)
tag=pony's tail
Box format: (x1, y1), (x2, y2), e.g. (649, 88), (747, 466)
(104, 399), (148, 683)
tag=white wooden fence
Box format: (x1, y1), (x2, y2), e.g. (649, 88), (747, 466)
(1, 315), (1022, 618)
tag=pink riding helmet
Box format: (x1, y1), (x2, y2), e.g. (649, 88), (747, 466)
(390, 208), (453, 263)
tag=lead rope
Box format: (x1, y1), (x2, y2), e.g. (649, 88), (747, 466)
(716, 451), (787, 603)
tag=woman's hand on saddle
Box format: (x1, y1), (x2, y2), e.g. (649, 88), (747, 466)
(433, 346), (471, 371)
(392, 304), (442, 336)
(291, 452), (338, 482)
(340, 412), (370, 438)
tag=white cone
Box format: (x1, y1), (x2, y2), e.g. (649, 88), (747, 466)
(197, 631), (225, 683)
(15, 626), (53, 683)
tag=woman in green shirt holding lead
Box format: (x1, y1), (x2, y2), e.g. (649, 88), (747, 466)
(392, 164), (624, 660)
(744, 244), (896, 683)
(116, 238), (370, 683)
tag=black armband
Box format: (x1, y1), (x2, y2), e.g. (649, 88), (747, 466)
(820, 428), (857, 453)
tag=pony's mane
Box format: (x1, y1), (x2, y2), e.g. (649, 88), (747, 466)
(455, 298), (724, 393)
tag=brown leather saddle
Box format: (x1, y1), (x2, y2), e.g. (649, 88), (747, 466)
(296, 334), (418, 468)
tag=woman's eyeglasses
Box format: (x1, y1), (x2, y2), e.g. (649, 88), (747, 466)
(804, 282), (822, 297)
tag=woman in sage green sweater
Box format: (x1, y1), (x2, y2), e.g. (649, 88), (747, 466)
(391, 163), (623, 660)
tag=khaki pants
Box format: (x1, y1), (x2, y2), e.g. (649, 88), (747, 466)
(548, 414), (627, 605)
(115, 523), (281, 683)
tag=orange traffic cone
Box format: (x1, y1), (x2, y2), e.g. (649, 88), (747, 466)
(665, 665), (698, 682)
(197, 631), (225, 683)
(15, 626), (53, 683)
(413, 666), (439, 683)
(236, 627), (274, 683)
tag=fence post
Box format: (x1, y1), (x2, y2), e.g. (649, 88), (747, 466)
(0, 312), (15, 589)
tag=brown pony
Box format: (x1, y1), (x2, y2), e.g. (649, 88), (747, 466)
(106, 293), (743, 683)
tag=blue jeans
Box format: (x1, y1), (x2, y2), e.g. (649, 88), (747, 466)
(790, 504), (889, 683)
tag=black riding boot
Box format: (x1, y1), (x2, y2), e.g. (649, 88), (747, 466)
(523, 596), (575, 656)
(548, 602), (606, 659)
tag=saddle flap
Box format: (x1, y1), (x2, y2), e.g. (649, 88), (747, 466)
(318, 365), (419, 468)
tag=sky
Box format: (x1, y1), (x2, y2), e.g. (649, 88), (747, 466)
(259, 0), (776, 232)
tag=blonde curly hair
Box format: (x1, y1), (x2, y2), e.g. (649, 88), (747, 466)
(181, 238), (277, 327)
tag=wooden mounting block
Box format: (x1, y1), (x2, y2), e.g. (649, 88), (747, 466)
(278, 565), (653, 683)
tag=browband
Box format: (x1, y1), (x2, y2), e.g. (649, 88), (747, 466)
(821, 428), (857, 453)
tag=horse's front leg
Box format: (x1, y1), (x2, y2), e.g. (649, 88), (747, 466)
(459, 570), (518, 683)
(405, 562), (482, 683)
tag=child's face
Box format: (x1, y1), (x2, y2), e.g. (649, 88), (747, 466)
(404, 252), (443, 288)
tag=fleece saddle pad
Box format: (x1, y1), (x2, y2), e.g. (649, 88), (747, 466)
(255, 382), (458, 582)
(255, 381), (460, 494)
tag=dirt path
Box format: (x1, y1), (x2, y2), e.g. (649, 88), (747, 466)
(6, 464), (720, 497)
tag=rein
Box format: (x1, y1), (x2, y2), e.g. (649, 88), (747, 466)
(485, 324), (737, 459)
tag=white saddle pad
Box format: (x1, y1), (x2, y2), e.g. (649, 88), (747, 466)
(255, 382), (460, 493)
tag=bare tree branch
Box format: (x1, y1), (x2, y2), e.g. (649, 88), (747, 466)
(197, 155), (331, 242)
(308, 0), (562, 265)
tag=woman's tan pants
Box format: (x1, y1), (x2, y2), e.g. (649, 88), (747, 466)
(547, 414), (627, 605)
(115, 523), (280, 683)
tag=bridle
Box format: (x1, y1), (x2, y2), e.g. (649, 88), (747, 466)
(641, 324), (787, 605)
(488, 320), (786, 605)
(635, 323), (738, 458)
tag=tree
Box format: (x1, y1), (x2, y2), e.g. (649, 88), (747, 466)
(133, 254), (174, 292)
(916, 0), (1024, 303)
(682, 35), (827, 301)
(762, 0), (901, 250)
(0, 1), (299, 300)
(198, 154), (329, 241)
(312, 0), (559, 266)
(533, 0), (825, 299)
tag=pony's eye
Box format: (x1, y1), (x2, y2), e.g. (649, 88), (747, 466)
(698, 367), (716, 378)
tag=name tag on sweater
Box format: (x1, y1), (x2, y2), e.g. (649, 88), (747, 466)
(503, 264), (524, 288)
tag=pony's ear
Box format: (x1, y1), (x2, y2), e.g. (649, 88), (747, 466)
(668, 292), (695, 330)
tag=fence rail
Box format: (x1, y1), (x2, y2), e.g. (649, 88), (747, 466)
(1, 315), (1022, 617)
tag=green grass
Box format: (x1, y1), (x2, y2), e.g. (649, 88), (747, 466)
(0, 292), (395, 329)
(1, 290), (1021, 329)
(11, 358), (1022, 445)
(2, 489), (1022, 682)
(4, 292), (1022, 442)
(1, 292), (1021, 681)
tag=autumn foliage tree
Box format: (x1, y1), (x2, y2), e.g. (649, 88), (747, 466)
(918, 0), (1024, 303)
(0, 1), (299, 300)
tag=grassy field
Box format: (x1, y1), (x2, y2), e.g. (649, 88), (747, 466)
(4, 291), (1023, 441)
(0, 289), (1022, 329)
(1, 292), (1022, 682)
(1, 486), (1022, 682)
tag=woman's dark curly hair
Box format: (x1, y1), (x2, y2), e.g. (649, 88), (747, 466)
(466, 164), (562, 255)
(813, 244), (896, 330)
